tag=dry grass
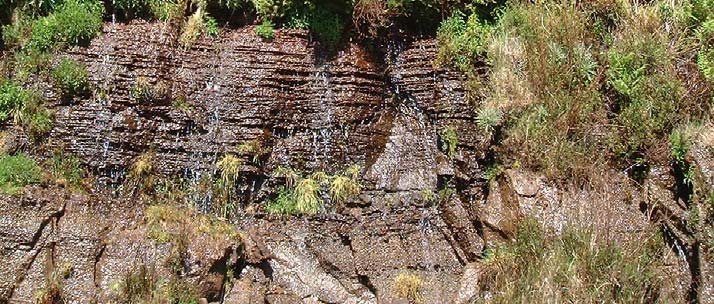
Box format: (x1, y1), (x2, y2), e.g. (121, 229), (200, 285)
(393, 271), (423, 304)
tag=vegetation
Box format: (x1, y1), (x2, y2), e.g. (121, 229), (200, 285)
(0, 153), (41, 194)
(433, 0), (714, 182)
(131, 77), (170, 102)
(440, 126), (458, 159)
(27, 0), (104, 52)
(127, 152), (155, 194)
(113, 263), (200, 304)
(393, 271), (423, 304)
(255, 20), (275, 39)
(51, 58), (90, 97)
(267, 165), (361, 215)
(49, 150), (84, 189)
(476, 219), (666, 303)
(0, 80), (30, 123)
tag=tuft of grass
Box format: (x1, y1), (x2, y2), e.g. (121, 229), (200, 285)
(329, 165), (361, 205)
(0, 153), (42, 194)
(255, 19), (275, 40)
(237, 139), (268, 164)
(49, 150), (84, 189)
(440, 126), (458, 159)
(476, 106), (502, 133)
(266, 177), (322, 215)
(393, 271), (423, 304)
(436, 11), (492, 73)
(131, 77), (170, 102)
(180, 8), (205, 48)
(0, 80), (30, 123)
(51, 58), (90, 98)
(127, 152), (155, 194)
(476, 218), (666, 303)
(216, 154), (242, 186)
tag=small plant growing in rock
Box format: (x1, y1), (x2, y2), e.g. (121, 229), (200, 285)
(476, 106), (502, 133)
(171, 94), (194, 114)
(238, 139), (268, 164)
(329, 165), (361, 205)
(216, 154), (242, 186)
(256, 20), (275, 40)
(49, 150), (84, 189)
(180, 8), (205, 48)
(33, 262), (73, 304)
(440, 126), (458, 159)
(0, 153), (42, 194)
(131, 77), (170, 102)
(51, 58), (90, 97)
(28, 0), (104, 51)
(127, 152), (155, 193)
(393, 271), (423, 304)
(0, 80), (31, 123)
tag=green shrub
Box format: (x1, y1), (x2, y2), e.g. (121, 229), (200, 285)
(0, 153), (42, 194)
(256, 20), (275, 39)
(205, 15), (219, 37)
(51, 58), (90, 97)
(309, 9), (344, 51)
(23, 104), (53, 138)
(436, 11), (491, 73)
(28, 0), (104, 51)
(0, 80), (30, 122)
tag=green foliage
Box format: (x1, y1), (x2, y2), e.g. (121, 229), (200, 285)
(440, 126), (458, 159)
(436, 11), (491, 73)
(51, 58), (90, 97)
(0, 80), (30, 122)
(0, 153), (42, 194)
(256, 19), (275, 39)
(476, 106), (502, 133)
(309, 9), (344, 51)
(478, 219), (666, 303)
(49, 151), (83, 188)
(268, 165), (362, 215)
(28, 0), (104, 52)
(205, 15), (219, 37)
(698, 19), (714, 81)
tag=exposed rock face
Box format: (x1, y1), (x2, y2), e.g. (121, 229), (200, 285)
(1, 19), (710, 303)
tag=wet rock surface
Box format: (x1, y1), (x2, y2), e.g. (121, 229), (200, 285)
(1, 20), (710, 303)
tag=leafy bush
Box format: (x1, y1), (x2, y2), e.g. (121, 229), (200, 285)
(28, 0), (104, 51)
(256, 20), (275, 39)
(0, 153), (42, 194)
(51, 58), (90, 97)
(436, 11), (492, 73)
(309, 9), (345, 51)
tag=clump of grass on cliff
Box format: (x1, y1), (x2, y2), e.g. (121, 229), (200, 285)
(0, 153), (42, 194)
(437, 0), (714, 183)
(113, 263), (200, 304)
(393, 271), (423, 303)
(477, 219), (667, 303)
(51, 58), (90, 98)
(27, 0), (104, 52)
(267, 165), (362, 215)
